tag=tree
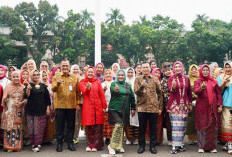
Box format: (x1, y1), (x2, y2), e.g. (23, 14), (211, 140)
(15, 0), (58, 67)
(80, 9), (94, 29)
(133, 15), (151, 26)
(106, 8), (125, 27)
(0, 34), (28, 67)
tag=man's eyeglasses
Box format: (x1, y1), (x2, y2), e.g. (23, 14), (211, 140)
(33, 74), (40, 76)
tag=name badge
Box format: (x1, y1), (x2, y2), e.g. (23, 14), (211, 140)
(69, 85), (73, 91)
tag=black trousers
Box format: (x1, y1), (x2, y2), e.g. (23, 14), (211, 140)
(138, 112), (158, 147)
(56, 109), (76, 144)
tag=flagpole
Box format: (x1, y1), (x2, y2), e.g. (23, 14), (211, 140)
(95, 0), (101, 65)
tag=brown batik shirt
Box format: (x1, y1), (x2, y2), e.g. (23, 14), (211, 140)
(134, 75), (162, 113)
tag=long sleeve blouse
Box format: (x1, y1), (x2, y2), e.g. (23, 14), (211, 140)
(24, 83), (51, 116)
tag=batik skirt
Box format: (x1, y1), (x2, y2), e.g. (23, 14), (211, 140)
(27, 115), (47, 146)
(103, 112), (114, 139)
(85, 124), (104, 149)
(43, 114), (56, 142)
(170, 114), (187, 147)
(197, 113), (217, 150)
(221, 107), (232, 142)
(186, 106), (197, 142)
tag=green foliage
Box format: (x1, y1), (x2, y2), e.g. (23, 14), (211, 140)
(1, 1), (232, 70)
(0, 34), (28, 67)
(15, 0), (58, 67)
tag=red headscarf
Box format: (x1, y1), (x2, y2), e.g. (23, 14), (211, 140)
(198, 64), (217, 104)
(83, 66), (96, 83)
(49, 67), (60, 84)
(20, 70), (29, 85)
(151, 68), (161, 82)
(0, 65), (7, 80)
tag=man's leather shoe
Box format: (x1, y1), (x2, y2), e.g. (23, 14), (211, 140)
(150, 146), (157, 154)
(68, 143), (76, 151)
(137, 146), (145, 154)
(56, 144), (63, 152)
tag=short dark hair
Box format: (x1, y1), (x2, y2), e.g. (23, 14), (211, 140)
(141, 62), (150, 66)
(134, 64), (141, 69)
(149, 60), (157, 65)
(61, 60), (70, 65)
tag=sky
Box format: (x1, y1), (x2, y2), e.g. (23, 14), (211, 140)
(0, 0), (232, 30)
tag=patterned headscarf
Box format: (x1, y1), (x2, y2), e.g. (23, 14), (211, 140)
(95, 63), (105, 83)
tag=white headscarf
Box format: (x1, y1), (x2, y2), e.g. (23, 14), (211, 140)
(112, 63), (120, 78)
(40, 70), (49, 84)
(70, 64), (80, 75)
(125, 67), (135, 90)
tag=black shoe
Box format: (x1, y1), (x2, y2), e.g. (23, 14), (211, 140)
(137, 146), (145, 154)
(105, 138), (110, 145)
(67, 143), (76, 151)
(56, 144), (63, 152)
(150, 146), (157, 154)
(177, 146), (186, 152)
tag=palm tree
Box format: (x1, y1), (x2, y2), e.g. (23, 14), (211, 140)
(133, 15), (150, 26)
(80, 9), (94, 29)
(106, 8), (125, 26)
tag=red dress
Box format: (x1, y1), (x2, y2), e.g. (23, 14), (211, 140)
(0, 85), (3, 145)
(79, 67), (107, 149)
(79, 79), (107, 126)
(194, 79), (222, 130)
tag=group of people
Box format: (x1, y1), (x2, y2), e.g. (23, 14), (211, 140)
(0, 59), (232, 155)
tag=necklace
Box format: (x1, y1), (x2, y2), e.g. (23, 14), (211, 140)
(176, 76), (185, 99)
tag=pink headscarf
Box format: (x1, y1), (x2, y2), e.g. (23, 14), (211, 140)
(95, 63), (104, 76)
(0, 65), (7, 80)
(151, 68), (161, 82)
(173, 61), (184, 77)
(49, 67), (60, 84)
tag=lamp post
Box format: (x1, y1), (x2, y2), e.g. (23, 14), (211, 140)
(95, 0), (101, 65)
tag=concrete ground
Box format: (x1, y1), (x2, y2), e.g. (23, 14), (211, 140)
(0, 130), (231, 157)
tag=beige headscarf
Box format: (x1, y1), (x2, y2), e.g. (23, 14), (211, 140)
(1, 71), (24, 107)
(214, 68), (223, 79)
(29, 69), (40, 84)
(27, 59), (37, 72)
(221, 62), (232, 86)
